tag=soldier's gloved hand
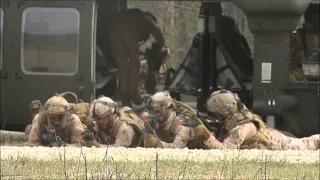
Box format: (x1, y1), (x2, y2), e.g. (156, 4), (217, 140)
(83, 138), (101, 148)
(81, 130), (95, 141)
(52, 136), (67, 147)
(144, 133), (160, 148)
(194, 124), (213, 141)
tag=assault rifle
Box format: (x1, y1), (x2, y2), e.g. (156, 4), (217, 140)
(80, 122), (100, 142)
(138, 113), (164, 148)
(196, 112), (221, 136)
(40, 129), (67, 147)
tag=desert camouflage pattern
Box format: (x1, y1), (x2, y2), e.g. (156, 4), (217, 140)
(69, 102), (93, 126)
(204, 90), (320, 150)
(84, 97), (143, 148)
(138, 46), (170, 95)
(27, 96), (85, 147)
(144, 91), (214, 149)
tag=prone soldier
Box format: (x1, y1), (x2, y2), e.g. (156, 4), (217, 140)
(25, 97), (93, 136)
(143, 91), (216, 149)
(81, 96), (144, 148)
(27, 95), (86, 147)
(202, 89), (319, 150)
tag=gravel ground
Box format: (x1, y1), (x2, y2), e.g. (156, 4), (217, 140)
(1, 146), (319, 164)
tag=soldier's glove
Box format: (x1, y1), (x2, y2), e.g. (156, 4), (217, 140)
(194, 124), (213, 141)
(144, 133), (161, 148)
(79, 130), (101, 147)
(80, 130), (95, 141)
(84, 138), (101, 148)
(52, 136), (67, 147)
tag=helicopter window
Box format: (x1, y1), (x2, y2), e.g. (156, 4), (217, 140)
(21, 7), (80, 75)
(0, 8), (3, 70)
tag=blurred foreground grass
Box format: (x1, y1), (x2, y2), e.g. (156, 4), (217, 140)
(1, 152), (319, 179)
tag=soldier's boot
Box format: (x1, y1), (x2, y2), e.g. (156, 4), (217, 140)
(25, 124), (32, 136)
(121, 91), (132, 107)
(130, 89), (143, 105)
(29, 100), (42, 118)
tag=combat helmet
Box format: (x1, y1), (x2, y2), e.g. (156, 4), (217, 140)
(90, 96), (117, 119)
(43, 95), (69, 114)
(206, 89), (241, 118)
(150, 91), (175, 116)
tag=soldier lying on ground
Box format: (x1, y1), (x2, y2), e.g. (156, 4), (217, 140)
(203, 89), (320, 150)
(143, 91), (215, 149)
(27, 95), (85, 147)
(80, 96), (144, 148)
(25, 93), (94, 136)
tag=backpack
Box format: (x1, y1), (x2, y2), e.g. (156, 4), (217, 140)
(118, 106), (145, 136)
(69, 102), (92, 126)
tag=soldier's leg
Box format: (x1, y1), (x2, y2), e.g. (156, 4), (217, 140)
(145, 71), (158, 94)
(108, 27), (131, 106)
(123, 28), (143, 105)
(272, 131), (318, 150)
(300, 134), (319, 150)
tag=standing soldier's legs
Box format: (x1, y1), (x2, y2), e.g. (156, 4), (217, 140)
(145, 71), (157, 94)
(109, 28), (131, 107)
(122, 26), (143, 105)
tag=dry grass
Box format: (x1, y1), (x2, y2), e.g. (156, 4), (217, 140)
(1, 145), (319, 180)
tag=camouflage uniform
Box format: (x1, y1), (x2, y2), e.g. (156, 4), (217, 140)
(69, 102), (94, 126)
(143, 91), (214, 149)
(26, 101), (93, 135)
(82, 96), (144, 148)
(108, 9), (165, 106)
(25, 100), (42, 135)
(138, 47), (170, 95)
(203, 90), (319, 150)
(27, 96), (85, 147)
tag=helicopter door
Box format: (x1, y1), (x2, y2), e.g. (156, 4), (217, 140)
(0, 1), (96, 130)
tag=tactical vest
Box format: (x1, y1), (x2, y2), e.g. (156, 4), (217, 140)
(97, 107), (144, 147)
(156, 113), (209, 149)
(226, 108), (273, 149)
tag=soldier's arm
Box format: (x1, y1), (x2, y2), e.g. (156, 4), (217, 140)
(69, 114), (86, 146)
(223, 122), (258, 148)
(27, 115), (42, 147)
(203, 135), (238, 150)
(112, 123), (136, 147)
(159, 126), (191, 149)
(144, 16), (165, 50)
